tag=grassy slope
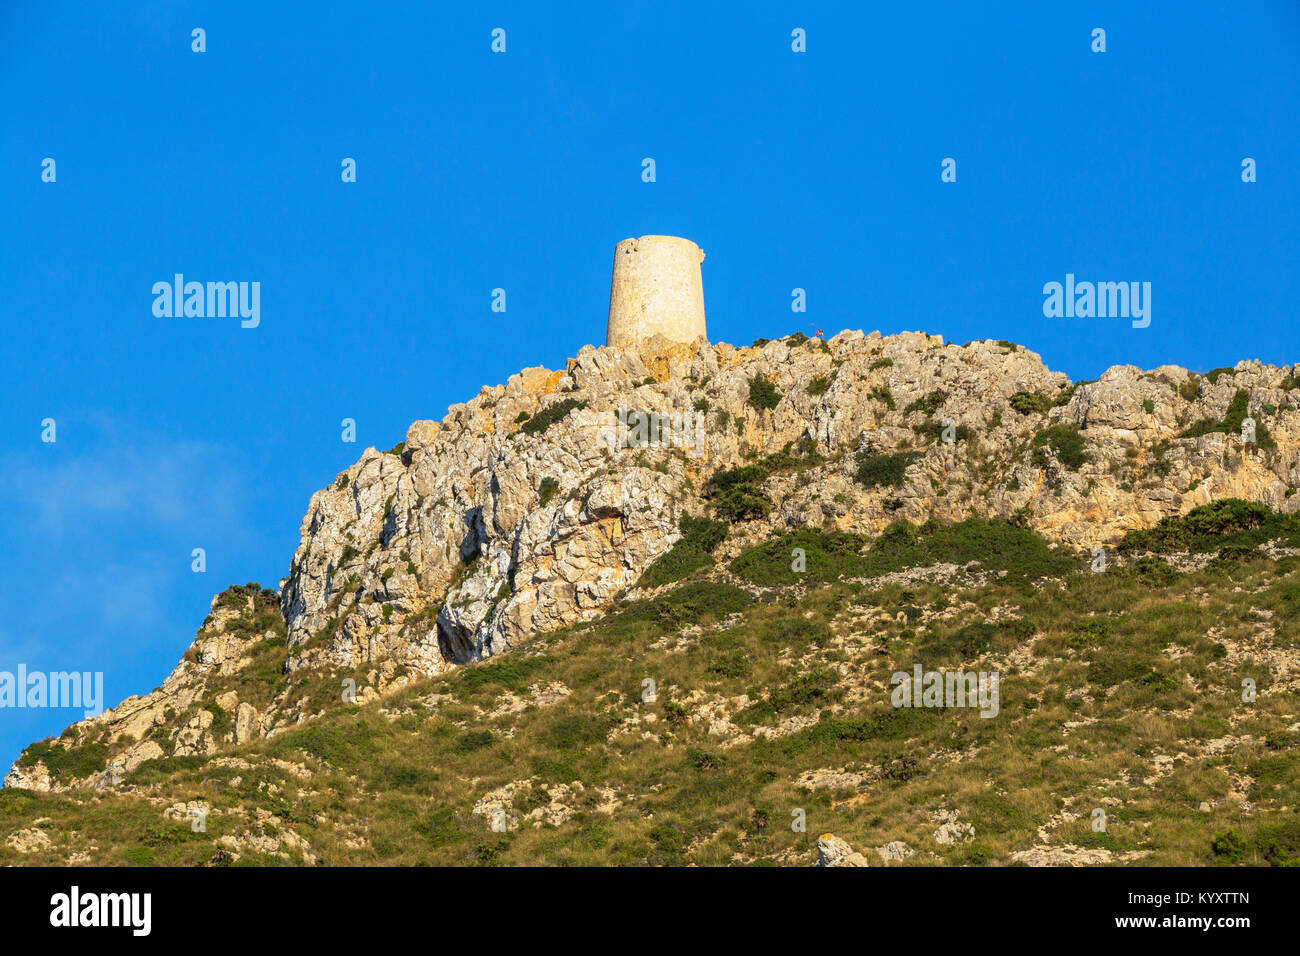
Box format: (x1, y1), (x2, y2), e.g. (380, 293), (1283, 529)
(2, 508), (1299, 867)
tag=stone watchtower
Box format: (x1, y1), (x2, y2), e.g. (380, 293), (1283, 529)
(606, 235), (707, 347)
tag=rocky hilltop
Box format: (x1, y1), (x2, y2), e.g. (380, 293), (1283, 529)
(7, 329), (1300, 801)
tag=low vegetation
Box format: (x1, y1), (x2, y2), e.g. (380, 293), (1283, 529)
(636, 514), (731, 588)
(1009, 391), (1053, 415)
(748, 374), (782, 411)
(5, 505), (1297, 867)
(1181, 389), (1276, 450)
(518, 399), (588, 437)
(1031, 423), (1087, 470)
(705, 443), (824, 522)
(1118, 499), (1300, 554)
(854, 450), (922, 489)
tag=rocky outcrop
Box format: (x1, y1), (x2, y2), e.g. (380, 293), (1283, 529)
(876, 841), (915, 863)
(815, 834), (870, 867)
(9, 329), (1300, 791)
(4, 586), (286, 792)
(275, 331), (1298, 686)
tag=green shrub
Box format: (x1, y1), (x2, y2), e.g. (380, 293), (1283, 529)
(206, 702), (233, 739)
(212, 582), (275, 612)
(283, 722), (361, 764)
(1009, 391), (1052, 415)
(956, 844), (995, 865)
(1086, 656), (1174, 689)
(453, 730), (495, 754)
(894, 517), (1076, 579)
(1054, 383), (1086, 407)
(637, 514), (731, 588)
(17, 739), (110, 783)
(1250, 818), (1300, 865)
(757, 615), (832, 649)
(518, 399), (587, 436)
(538, 476), (561, 507)
(1031, 424), (1087, 470)
(904, 390), (946, 417)
(739, 669), (840, 724)
(1180, 389), (1273, 448)
(912, 420), (970, 444)
(748, 374), (782, 411)
(1213, 544), (1257, 564)
(415, 808), (464, 848)
(686, 747), (723, 770)
(1212, 829), (1246, 864)
(680, 514), (730, 552)
(704, 447), (822, 522)
(123, 846), (155, 867)
(1115, 556), (1180, 588)
(544, 714), (610, 751)
(854, 451), (922, 489)
(1120, 499), (1300, 553)
(713, 485), (771, 521)
(663, 700), (690, 723)
(868, 386), (895, 410)
(919, 621), (999, 660)
(707, 648), (751, 679)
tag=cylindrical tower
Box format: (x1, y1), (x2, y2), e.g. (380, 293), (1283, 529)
(606, 235), (707, 347)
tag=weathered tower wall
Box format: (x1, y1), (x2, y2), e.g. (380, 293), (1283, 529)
(606, 235), (707, 347)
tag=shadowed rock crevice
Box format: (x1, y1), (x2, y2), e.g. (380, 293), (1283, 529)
(436, 611), (477, 665)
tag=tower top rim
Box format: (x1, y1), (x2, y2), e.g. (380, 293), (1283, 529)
(615, 235), (705, 261)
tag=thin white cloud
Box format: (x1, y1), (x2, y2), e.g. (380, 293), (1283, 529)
(7, 435), (242, 538)
(0, 413), (254, 660)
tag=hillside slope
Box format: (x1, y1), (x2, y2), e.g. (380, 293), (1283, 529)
(4, 330), (1299, 866)
(3, 502), (1299, 865)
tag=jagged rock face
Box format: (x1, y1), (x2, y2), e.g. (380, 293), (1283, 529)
(8, 329), (1300, 792)
(815, 834), (870, 867)
(3, 587), (286, 792)
(278, 331), (1300, 681)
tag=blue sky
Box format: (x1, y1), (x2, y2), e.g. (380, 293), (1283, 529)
(1, 1), (1297, 770)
